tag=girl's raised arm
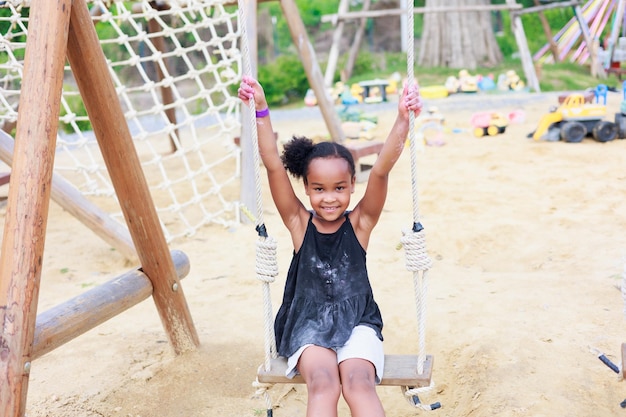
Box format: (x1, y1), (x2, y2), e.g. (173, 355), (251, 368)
(238, 77), (306, 238)
(353, 83), (422, 239)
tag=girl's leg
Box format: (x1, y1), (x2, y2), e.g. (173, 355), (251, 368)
(339, 358), (385, 417)
(297, 346), (342, 417)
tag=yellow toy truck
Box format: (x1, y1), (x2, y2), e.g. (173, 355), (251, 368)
(531, 93), (617, 143)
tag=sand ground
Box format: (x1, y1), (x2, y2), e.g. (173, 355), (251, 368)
(7, 88), (626, 417)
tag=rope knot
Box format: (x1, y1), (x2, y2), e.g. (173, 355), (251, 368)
(401, 229), (433, 272)
(402, 382), (440, 411)
(256, 236), (278, 283)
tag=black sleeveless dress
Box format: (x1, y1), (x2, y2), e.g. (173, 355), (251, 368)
(274, 212), (384, 358)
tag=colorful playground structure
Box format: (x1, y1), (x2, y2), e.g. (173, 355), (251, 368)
(534, 0), (625, 69)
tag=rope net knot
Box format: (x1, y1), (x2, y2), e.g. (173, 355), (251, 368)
(401, 229), (433, 272)
(256, 236), (278, 283)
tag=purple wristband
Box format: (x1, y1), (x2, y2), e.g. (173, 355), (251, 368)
(255, 108), (270, 118)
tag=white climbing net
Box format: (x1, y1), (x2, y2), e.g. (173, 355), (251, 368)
(0, 0), (243, 242)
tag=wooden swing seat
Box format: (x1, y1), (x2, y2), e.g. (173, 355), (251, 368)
(257, 353), (433, 387)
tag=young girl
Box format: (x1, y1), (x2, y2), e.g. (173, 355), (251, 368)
(239, 76), (422, 417)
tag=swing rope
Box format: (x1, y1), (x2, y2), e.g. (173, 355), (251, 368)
(400, 0), (436, 410)
(237, 1), (279, 413)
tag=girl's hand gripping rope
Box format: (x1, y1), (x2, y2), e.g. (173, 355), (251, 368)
(400, 81), (424, 120)
(238, 76), (269, 112)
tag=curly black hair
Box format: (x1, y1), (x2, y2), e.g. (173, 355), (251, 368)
(281, 136), (355, 183)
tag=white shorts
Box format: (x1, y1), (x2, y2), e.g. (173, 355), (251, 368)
(285, 325), (385, 384)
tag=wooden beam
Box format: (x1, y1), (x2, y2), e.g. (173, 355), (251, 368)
(0, 130), (137, 261)
(507, 0), (541, 92)
(280, 0), (345, 143)
(66, 0), (199, 354)
(322, 4), (523, 24)
(534, 0), (560, 62)
(512, 0), (583, 16)
(147, 17), (179, 153)
(343, 0), (371, 82)
(324, 0), (350, 88)
(604, 0), (626, 69)
(0, 1), (72, 415)
(32, 250), (190, 360)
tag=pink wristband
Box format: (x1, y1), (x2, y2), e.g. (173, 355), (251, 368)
(255, 108), (270, 118)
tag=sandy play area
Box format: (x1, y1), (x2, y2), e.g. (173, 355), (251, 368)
(10, 87), (626, 417)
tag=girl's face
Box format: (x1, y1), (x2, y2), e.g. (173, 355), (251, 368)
(304, 157), (355, 223)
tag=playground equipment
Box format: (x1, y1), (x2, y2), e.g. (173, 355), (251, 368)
(0, 0), (254, 415)
(534, 0), (620, 65)
(471, 111), (509, 137)
(239, 0), (437, 414)
(0, 0), (243, 243)
(531, 93), (618, 142)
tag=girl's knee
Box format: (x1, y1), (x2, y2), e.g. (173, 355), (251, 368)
(343, 373), (376, 393)
(306, 368), (342, 398)
(341, 367), (378, 399)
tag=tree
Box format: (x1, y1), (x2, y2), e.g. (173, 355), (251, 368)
(418, 0), (503, 69)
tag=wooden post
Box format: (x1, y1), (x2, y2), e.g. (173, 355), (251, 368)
(148, 13), (179, 153)
(324, 0), (350, 88)
(66, 0), (199, 353)
(534, 0), (560, 62)
(32, 250), (190, 360)
(0, 130), (136, 260)
(507, 0), (541, 92)
(343, 0), (371, 82)
(604, 0), (626, 68)
(0, 1), (72, 416)
(590, 38), (607, 79)
(281, 0), (346, 143)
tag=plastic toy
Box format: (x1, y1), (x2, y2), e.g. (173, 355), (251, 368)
(420, 85), (449, 99)
(457, 69), (478, 93)
(444, 69), (478, 94)
(496, 70), (526, 91)
(304, 88), (317, 106)
(416, 106), (446, 146)
(470, 111), (508, 137)
(531, 93), (617, 142)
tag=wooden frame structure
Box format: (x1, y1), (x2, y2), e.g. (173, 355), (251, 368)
(321, 0), (598, 94)
(0, 1), (199, 416)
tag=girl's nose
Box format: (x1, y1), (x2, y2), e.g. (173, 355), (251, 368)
(322, 192), (335, 202)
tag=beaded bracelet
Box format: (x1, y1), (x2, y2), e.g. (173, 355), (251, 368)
(255, 108), (270, 118)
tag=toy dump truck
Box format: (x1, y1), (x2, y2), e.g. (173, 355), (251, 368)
(531, 93), (617, 143)
(471, 111), (508, 137)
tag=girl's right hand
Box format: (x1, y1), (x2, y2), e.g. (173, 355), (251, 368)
(238, 76), (268, 110)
